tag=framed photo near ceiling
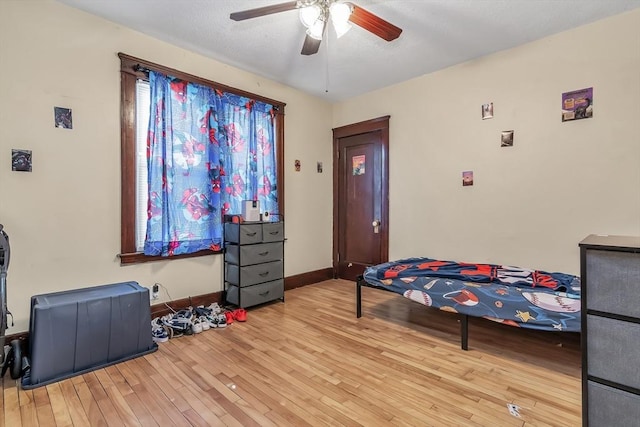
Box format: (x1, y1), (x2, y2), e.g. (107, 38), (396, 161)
(562, 87), (593, 122)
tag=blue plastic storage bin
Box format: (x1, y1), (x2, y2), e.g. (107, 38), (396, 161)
(22, 281), (157, 389)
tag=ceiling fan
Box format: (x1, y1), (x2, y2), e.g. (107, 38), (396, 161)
(230, 0), (402, 56)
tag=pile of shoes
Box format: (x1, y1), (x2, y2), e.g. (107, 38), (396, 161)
(151, 304), (247, 343)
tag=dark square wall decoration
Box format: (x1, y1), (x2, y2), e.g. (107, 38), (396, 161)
(12, 149), (32, 172)
(54, 106), (73, 129)
(501, 130), (514, 147)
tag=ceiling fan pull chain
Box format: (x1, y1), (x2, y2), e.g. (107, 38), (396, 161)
(325, 32), (330, 93)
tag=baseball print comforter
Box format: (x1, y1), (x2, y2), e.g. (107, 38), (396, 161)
(363, 257), (581, 332)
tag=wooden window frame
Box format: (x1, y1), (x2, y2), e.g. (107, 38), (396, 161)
(118, 53), (285, 265)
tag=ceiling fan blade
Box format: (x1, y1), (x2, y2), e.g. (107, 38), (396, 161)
(347, 3), (402, 41)
(230, 1), (298, 21)
(301, 34), (322, 55)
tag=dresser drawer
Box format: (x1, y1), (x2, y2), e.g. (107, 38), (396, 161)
(226, 280), (284, 308)
(262, 222), (284, 242)
(224, 223), (262, 244)
(588, 381), (640, 427)
(587, 315), (640, 390)
(225, 242), (283, 266)
(586, 249), (640, 318)
(226, 260), (283, 287)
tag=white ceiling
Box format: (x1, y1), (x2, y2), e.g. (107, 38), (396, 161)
(56, 0), (640, 102)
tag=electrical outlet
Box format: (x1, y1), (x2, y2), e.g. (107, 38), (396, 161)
(151, 284), (160, 300)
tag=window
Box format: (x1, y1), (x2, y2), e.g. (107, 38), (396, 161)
(119, 53), (285, 264)
(135, 79), (150, 252)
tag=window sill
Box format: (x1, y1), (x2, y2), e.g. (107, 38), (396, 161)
(118, 249), (221, 265)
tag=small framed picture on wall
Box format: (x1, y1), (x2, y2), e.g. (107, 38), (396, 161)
(482, 103), (494, 120)
(12, 149), (33, 172)
(501, 130), (514, 147)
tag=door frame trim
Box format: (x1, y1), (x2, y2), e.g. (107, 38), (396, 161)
(332, 116), (390, 278)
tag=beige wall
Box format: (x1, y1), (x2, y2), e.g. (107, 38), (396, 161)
(1, 1), (639, 334)
(333, 9), (640, 275)
(0, 0), (334, 332)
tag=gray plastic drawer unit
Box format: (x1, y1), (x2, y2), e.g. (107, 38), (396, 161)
(22, 281), (157, 389)
(225, 242), (283, 266)
(226, 260), (284, 287)
(224, 221), (285, 308)
(579, 235), (640, 426)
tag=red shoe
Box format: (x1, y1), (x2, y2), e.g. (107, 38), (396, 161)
(224, 311), (234, 325)
(233, 308), (247, 322)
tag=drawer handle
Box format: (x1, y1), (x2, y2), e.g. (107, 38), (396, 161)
(259, 272), (270, 277)
(245, 232), (257, 236)
(258, 251), (269, 256)
(259, 291), (270, 296)
(269, 231), (279, 235)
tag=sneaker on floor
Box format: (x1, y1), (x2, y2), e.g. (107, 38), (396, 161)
(205, 314), (218, 329)
(215, 313), (227, 328)
(152, 327), (169, 343)
(174, 308), (193, 320)
(199, 316), (211, 331)
(151, 317), (164, 329)
(224, 311), (234, 325)
(194, 306), (212, 317)
(192, 318), (204, 334)
(233, 308), (247, 322)
(162, 313), (191, 337)
(207, 303), (222, 315)
(151, 319), (170, 343)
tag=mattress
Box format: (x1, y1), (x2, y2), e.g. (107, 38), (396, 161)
(363, 258), (581, 332)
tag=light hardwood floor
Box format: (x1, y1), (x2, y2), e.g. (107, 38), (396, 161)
(1, 279), (581, 426)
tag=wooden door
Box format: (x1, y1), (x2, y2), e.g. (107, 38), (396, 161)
(333, 116), (389, 281)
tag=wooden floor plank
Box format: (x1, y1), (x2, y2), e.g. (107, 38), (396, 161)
(0, 280), (581, 426)
(17, 387), (33, 408)
(3, 382), (21, 427)
(45, 382), (74, 427)
(58, 379), (91, 427)
(73, 376), (108, 427)
(32, 386), (56, 427)
(177, 386), (225, 426)
(18, 403), (37, 427)
(83, 371), (125, 427)
(95, 369), (140, 426)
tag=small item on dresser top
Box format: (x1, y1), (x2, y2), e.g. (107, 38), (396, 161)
(242, 200), (261, 222)
(224, 214), (243, 224)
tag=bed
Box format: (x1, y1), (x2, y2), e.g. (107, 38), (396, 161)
(356, 257), (581, 350)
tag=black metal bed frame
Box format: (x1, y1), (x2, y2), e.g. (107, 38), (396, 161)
(356, 275), (470, 350)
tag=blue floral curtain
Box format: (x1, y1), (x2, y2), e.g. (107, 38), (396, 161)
(145, 71), (278, 256)
(218, 93), (279, 218)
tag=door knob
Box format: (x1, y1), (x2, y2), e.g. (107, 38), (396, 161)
(372, 219), (380, 233)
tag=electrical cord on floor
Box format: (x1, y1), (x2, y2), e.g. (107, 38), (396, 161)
(154, 282), (176, 313)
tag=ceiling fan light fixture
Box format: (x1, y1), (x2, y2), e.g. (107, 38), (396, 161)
(299, 4), (322, 28)
(329, 2), (352, 38)
(306, 19), (325, 40)
(332, 19), (352, 38)
(329, 2), (352, 23)
(230, 0), (403, 57)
